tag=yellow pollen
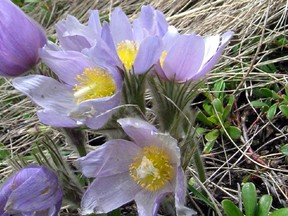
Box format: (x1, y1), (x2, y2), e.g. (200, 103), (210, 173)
(73, 67), (116, 103)
(129, 145), (174, 191)
(116, 40), (139, 71)
(160, 50), (167, 68)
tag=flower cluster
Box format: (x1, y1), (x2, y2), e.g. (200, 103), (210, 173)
(0, 1), (233, 216)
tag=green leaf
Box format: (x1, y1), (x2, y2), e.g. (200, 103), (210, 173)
(212, 98), (224, 113)
(222, 200), (244, 216)
(242, 182), (257, 216)
(214, 80), (225, 98)
(267, 103), (278, 120)
(0, 143), (10, 161)
(259, 88), (273, 97)
(258, 63), (277, 73)
(227, 126), (241, 139)
(257, 195), (272, 216)
(285, 84), (288, 96)
(281, 95), (288, 102)
(196, 127), (207, 135)
(188, 183), (215, 210)
(203, 140), (216, 154)
(280, 144), (288, 156)
(207, 115), (220, 125)
(203, 103), (213, 116)
(250, 101), (269, 108)
(223, 95), (234, 120)
(279, 105), (288, 118)
(196, 110), (213, 126)
(205, 129), (220, 142)
(270, 208), (288, 216)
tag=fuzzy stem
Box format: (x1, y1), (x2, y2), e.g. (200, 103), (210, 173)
(193, 147), (207, 184)
(62, 128), (87, 157)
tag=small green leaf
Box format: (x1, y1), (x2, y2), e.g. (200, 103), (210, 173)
(279, 105), (288, 118)
(222, 199), (244, 216)
(250, 101), (269, 108)
(188, 183), (215, 210)
(196, 110), (213, 126)
(203, 103), (213, 116)
(281, 95), (288, 102)
(214, 80), (225, 98)
(207, 115), (220, 125)
(285, 84), (288, 96)
(270, 208), (288, 216)
(205, 129), (220, 142)
(242, 182), (257, 216)
(203, 140), (216, 154)
(257, 195), (272, 216)
(280, 144), (288, 156)
(212, 98), (224, 113)
(0, 143), (10, 160)
(226, 126), (241, 139)
(196, 127), (207, 135)
(267, 103), (278, 120)
(259, 88), (273, 97)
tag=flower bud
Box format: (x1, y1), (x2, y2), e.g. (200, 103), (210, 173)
(0, 0), (47, 77)
(0, 165), (63, 216)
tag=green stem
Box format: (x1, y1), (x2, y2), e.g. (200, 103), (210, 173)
(193, 147), (207, 197)
(62, 128), (87, 157)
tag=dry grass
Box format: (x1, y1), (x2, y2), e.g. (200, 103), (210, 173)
(0, 0), (288, 215)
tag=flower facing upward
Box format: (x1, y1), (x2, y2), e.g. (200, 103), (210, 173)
(86, 6), (163, 74)
(0, 165), (62, 216)
(0, 0), (46, 77)
(13, 46), (122, 129)
(156, 29), (234, 82)
(77, 118), (196, 216)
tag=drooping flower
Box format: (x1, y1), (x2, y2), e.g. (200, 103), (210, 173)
(13, 46), (122, 129)
(86, 7), (163, 74)
(0, 165), (62, 216)
(55, 10), (102, 52)
(76, 117), (196, 216)
(0, 0), (47, 77)
(155, 30), (234, 82)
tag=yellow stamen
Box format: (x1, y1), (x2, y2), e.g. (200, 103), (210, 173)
(129, 145), (174, 191)
(160, 50), (167, 68)
(73, 67), (116, 103)
(116, 40), (139, 71)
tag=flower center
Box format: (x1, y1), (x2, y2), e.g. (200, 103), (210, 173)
(129, 145), (174, 191)
(116, 40), (139, 71)
(73, 67), (116, 103)
(160, 50), (167, 68)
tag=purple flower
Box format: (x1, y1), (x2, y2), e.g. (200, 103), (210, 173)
(156, 30), (234, 82)
(55, 10), (102, 52)
(133, 5), (168, 38)
(0, 0), (47, 77)
(86, 7), (163, 74)
(76, 118), (195, 216)
(0, 165), (62, 216)
(12, 45), (123, 129)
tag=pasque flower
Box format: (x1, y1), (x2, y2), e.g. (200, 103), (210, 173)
(0, 165), (62, 216)
(55, 10), (102, 52)
(13, 47), (122, 129)
(77, 117), (195, 216)
(156, 29), (234, 82)
(86, 6), (163, 74)
(0, 0), (46, 77)
(133, 5), (168, 38)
